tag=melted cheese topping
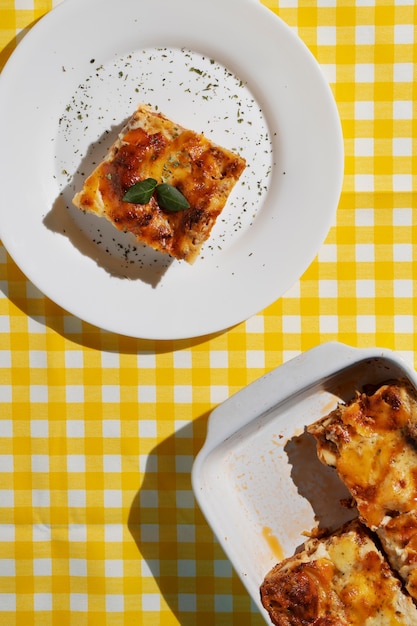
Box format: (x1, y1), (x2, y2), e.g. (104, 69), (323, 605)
(260, 520), (417, 626)
(377, 510), (417, 601)
(308, 382), (417, 603)
(72, 104), (246, 263)
(308, 382), (417, 529)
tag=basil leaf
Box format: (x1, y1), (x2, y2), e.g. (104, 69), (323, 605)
(122, 178), (190, 212)
(156, 183), (190, 212)
(122, 178), (157, 204)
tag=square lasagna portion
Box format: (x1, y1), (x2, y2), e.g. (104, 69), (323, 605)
(72, 104), (246, 263)
(260, 519), (417, 626)
(308, 381), (417, 600)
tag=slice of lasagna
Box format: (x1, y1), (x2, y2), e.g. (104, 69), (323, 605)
(260, 519), (417, 626)
(72, 104), (246, 263)
(307, 381), (417, 600)
(377, 510), (417, 602)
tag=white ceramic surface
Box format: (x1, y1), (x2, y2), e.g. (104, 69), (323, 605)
(192, 342), (417, 621)
(0, 0), (343, 339)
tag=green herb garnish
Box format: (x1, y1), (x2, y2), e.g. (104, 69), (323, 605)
(123, 178), (190, 212)
(156, 183), (190, 212)
(122, 178), (157, 204)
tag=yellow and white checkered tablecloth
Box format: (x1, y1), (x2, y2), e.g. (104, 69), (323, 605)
(0, 0), (416, 624)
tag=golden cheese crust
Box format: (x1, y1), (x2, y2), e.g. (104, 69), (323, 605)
(377, 510), (417, 601)
(307, 382), (417, 530)
(260, 519), (417, 626)
(308, 381), (417, 601)
(72, 104), (246, 263)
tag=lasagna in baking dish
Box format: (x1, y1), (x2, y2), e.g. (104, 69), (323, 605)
(308, 381), (417, 600)
(260, 519), (417, 625)
(307, 381), (417, 529)
(72, 104), (246, 263)
(377, 510), (417, 602)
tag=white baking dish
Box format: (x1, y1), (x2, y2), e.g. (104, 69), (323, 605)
(191, 342), (417, 622)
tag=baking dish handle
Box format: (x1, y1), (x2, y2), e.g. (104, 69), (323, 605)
(201, 341), (395, 452)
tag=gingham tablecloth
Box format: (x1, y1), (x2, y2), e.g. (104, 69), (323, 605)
(0, 0), (416, 624)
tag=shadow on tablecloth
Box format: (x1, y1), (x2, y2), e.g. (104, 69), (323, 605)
(128, 411), (265, 626)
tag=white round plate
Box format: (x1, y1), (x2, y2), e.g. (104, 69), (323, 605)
(0, 0), (343, 340)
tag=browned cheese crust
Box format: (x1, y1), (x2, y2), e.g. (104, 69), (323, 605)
(72, 104), (246, 263)
(377, 510), (417, 601)
(260, 519), (417, 626)
(307, 382), (417, 529)
(307, 381), (417, 600)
